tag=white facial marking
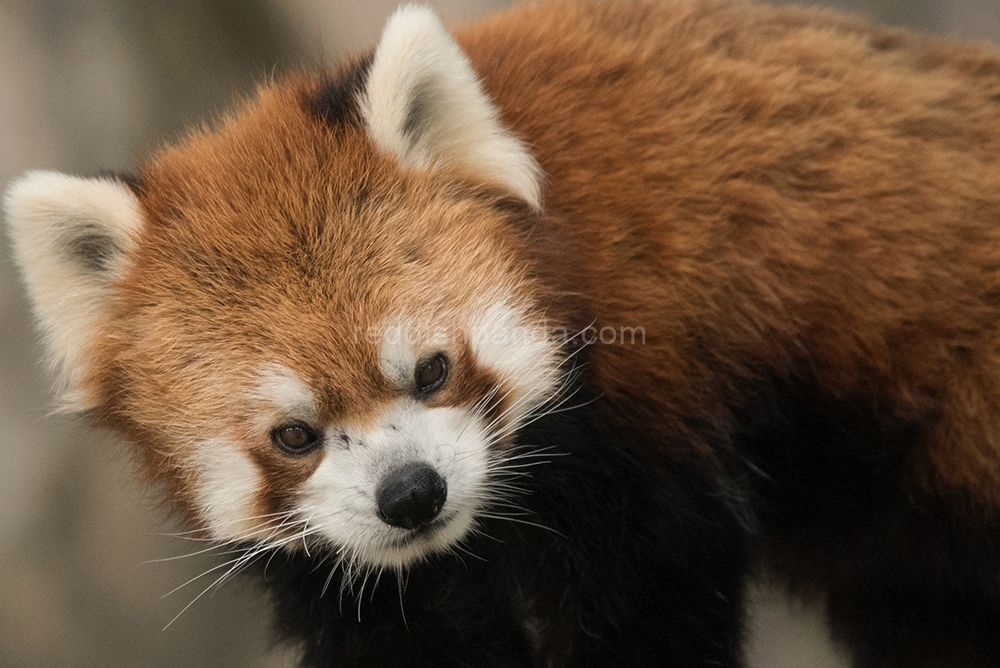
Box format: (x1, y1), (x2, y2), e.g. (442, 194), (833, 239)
(377, 317), (452, 389)
(298, 400), (489, 569)
(252, 363), (318, 428)
(377, 319), (418, 390)
(361, 4), (542, 207)
(467, 300), (561, 424)
(192, 438), (262, 541)
(246, 311), (557, 569)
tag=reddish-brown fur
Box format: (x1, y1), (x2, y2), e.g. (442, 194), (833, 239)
(457, 1), (1000, 507)
(8, 1), (996, 665)
(90, 76), (543, 525)
(86, 0), (1000, 545)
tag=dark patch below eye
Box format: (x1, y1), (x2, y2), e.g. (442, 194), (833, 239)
(307, 52), (374, 127)
(63, 222), (123, 273)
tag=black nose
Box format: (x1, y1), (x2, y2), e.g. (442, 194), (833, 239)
(376, 463), (448, 530)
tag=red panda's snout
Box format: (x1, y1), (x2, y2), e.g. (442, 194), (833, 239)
(375, 462), (448, 530)
(292, 399), (492, 569)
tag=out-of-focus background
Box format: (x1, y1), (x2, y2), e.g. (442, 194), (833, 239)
(0, 1), (997, 666)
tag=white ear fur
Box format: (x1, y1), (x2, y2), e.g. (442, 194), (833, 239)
(361, 4), (541, 208)
(4, 171), (144, 411)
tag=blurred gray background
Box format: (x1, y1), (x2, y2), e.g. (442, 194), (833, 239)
(1, 1), (997, 667)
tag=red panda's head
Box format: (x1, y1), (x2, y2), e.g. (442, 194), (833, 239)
(5, 6), (562, 569)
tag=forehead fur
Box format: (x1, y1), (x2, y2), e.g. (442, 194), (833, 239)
(90, 73), (541, 436)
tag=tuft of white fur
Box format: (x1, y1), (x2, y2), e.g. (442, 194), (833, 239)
(361, 4), (542, 208)
(376, 315), (454, 390)
(467, 300), (562, 425)
(191, 438), (263, 541)
(4, 171), (144, 411)
(377, 317), (421, 390)
(251, 363), (319, 430)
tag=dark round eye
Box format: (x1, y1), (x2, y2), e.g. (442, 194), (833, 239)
(271, 421), (322, 456)
(414, 353), (449, 397)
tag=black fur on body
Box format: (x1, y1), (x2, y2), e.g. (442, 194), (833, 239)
(254, 369), (1000, 668)
(742, 376), (1000, 668)
(255, 379), (750, 668)
(9, 2), (1000, 665)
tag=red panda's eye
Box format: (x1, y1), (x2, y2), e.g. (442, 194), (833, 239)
(414, 353), (449, 398)
(271, 421), (322, 456)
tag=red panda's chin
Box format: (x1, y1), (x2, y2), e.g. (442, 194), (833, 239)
(354, 506), (479, 569)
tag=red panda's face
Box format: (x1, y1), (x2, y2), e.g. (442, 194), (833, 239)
(104, 141), (558, 568)
(6, 7), (559, 569)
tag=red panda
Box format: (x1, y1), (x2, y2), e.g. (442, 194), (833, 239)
(7, 1), (1000, 666)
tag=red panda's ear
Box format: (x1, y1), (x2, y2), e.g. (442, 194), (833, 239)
(361, 4), (541, 209)
(4, 171), (144, 411)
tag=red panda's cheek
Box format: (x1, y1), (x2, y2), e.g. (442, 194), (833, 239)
(464, 300), (564, 427)
(188, 437), (263, 542)
(176, 363), (329, 543)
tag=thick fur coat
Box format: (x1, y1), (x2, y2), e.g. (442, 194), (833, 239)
(6, 1), (1000, 666)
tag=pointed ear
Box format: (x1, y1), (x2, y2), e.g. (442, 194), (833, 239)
(361, 4), (541, 208)
(4, 171), (144, 411)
